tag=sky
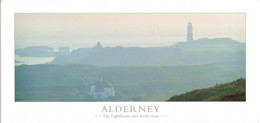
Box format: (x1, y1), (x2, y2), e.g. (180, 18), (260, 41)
(15, 13), (246, 50)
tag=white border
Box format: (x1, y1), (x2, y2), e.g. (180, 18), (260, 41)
(2, 0), (260, 123)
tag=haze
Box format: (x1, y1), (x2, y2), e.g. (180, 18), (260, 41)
(15, 13), (245, 50)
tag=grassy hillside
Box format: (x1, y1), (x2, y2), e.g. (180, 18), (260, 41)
(15, 64), (241, 101)
(168, 78), (245, 101)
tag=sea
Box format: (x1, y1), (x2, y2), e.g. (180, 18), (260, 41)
(15, 55), (55, 66)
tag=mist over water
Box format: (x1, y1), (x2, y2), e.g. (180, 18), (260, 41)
(15, 55), (55, 66)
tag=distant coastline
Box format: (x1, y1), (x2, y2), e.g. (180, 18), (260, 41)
(15, 55), (55, 66)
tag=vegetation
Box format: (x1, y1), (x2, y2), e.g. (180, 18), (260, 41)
(15, 64), (242, 101)
(168, 78), (245, 101)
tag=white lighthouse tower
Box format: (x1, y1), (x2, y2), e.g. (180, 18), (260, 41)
(187, 22), (193, 42)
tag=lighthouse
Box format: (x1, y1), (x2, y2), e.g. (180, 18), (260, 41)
(187, 22), (193, 42)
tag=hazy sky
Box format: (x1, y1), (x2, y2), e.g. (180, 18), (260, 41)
(15, 13), (245, 50)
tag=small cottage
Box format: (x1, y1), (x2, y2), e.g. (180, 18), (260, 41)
(88, 78), (115, 99)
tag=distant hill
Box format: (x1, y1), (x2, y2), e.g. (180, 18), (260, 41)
(173, 38), (245, 52)
(167, 78), (245, 101)
(50, 38), (245, 68)
(15, 46), (70, 57)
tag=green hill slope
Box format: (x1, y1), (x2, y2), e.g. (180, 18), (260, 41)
(15, 64), (241, 101)
(168, 78), (245, 101)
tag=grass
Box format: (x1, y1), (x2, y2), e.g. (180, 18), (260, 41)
(167, 78), (245, 101)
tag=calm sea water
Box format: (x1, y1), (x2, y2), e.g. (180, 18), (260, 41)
(15, 55), (55, 66)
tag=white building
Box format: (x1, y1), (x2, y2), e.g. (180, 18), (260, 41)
(59, 47), (70, 55)
(88, 78), (115, 99)
(187, 22), (193, 42)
